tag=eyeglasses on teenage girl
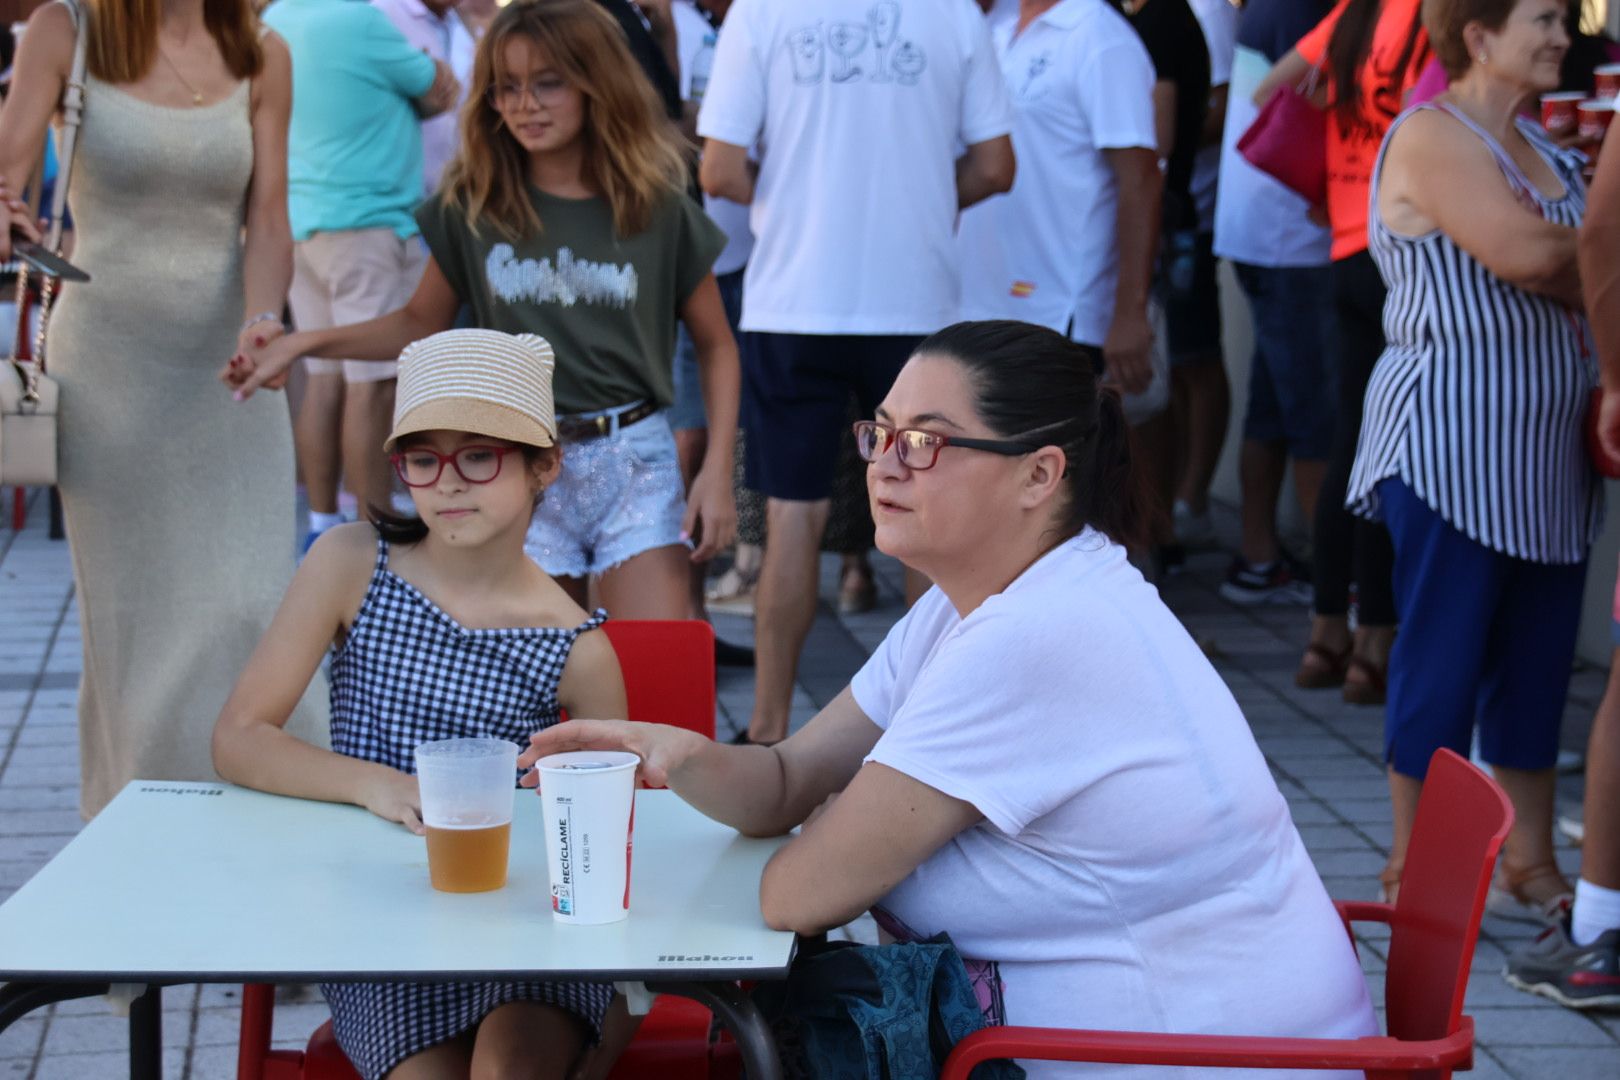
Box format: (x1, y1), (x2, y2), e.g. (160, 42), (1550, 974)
(391, 445), (523, 488)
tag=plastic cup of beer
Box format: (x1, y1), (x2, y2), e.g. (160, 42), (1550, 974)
(1542, 91), (1585, 134)
(1596, 63), (1620, 99)
(535, 751), (639, 925)
(1581, 98), (1616, 142)
(414, 737), (518, 893)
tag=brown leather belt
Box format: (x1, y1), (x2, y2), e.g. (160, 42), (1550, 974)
(555, 401), (658, 442)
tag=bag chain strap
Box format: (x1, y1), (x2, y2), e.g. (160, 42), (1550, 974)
(9, 0), (84, 409)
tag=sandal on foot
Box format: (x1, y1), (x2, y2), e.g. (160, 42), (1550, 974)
(1487, 860), (1574, 926)
(1342, 656), (1388, 706)
(1378, 863), (1402, 906)
(1295, 642), (1351, 689)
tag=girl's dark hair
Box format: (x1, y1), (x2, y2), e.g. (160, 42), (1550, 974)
(1327, 0), (1429, 137)
(368, 442), (559, 545)
(916, 320), (1151, 551)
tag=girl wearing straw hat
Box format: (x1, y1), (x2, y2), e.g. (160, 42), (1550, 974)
(223, 0), (739, 626)
(214, 330), (636, 1080)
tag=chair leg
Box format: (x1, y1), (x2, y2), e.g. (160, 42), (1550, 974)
(48, 487), (63, 539)
(10, 487), (23, 532)
(238, 984), (275, 1080)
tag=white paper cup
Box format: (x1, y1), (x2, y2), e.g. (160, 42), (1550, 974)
(414, 737), (519, 893)
(536, 751), (639, 924)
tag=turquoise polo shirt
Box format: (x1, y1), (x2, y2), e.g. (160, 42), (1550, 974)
(263, 0), (436, 240)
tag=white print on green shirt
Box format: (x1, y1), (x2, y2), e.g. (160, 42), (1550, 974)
(485, 244), (639, 309)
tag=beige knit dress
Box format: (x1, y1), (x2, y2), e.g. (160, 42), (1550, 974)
(48, 75), (328, 818)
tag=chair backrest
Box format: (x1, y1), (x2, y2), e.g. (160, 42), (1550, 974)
(600, 620), (717, 739)
(1384, 749), (1513, 1046)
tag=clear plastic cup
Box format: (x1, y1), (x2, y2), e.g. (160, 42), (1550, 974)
(535, 751), (639, 924)
(414, 737), (519, 893)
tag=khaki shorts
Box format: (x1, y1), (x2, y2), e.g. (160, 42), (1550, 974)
(288, 228), (427, 383)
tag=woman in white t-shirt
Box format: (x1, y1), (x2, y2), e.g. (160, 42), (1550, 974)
(521, 320), (1376, 1077)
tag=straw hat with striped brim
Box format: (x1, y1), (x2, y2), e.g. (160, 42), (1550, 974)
(385, 330), (558, 452)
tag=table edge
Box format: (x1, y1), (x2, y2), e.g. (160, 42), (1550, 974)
(0, 963), (793, 985)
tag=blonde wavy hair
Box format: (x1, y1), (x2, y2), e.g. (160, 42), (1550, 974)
(441, 0), (691, 240)
(85, 0), (263, 85)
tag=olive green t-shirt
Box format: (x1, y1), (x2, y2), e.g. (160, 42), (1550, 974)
(416, 188), (725, 414)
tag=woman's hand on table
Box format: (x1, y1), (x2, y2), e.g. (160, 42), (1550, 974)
(360, 770), (425, 835)
(519, 718), (703, 790)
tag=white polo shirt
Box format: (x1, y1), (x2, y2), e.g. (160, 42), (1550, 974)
(697, 0), (1013, 336)
(372, 0), (476, 195)
(956, 0), (1156, 346)
(674, 0), (754, 277)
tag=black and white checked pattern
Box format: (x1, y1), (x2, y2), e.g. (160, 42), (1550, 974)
(321, 538), (613, 1080)
(1348, 104), (1602, 564)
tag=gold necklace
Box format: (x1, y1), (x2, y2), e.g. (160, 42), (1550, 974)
(156, 45), (204, 106)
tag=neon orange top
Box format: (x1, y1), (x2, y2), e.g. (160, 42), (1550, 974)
(1295, 0), (1430, 260)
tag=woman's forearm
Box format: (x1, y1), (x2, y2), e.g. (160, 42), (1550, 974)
(664, 742), (803, 837)
(240, 207), (292, 329)
(695, 337), (739, 475)
(296, 304), (446, 363)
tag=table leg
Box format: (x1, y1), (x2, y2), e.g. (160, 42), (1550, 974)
(0, 980), (109, 1034)
(128, 985), (162, 1080)
(646, 980), (782, 1080)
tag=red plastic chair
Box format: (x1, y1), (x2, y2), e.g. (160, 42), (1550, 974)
(940, 748), (1511, 1080)
(238, 620), (732, 1080)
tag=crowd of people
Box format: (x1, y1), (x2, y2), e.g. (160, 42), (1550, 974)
(1, 0), (1619, 1075)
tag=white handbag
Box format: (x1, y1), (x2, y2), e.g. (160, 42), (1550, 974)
(0, 0), (88, 488)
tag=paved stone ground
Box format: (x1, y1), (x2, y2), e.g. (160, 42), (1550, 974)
(1, 491), (1617, 1078)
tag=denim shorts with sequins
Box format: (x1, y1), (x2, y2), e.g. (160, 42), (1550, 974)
(524, 409), (687, 578)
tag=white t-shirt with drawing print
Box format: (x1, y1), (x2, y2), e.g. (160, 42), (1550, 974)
(956, 0), (1156, 346)
(696, 0), (1014, 335)
(850, 531), (1377, 1079)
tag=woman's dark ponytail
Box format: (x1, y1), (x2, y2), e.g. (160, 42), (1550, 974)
(1079, 386), (1152, 552)
(915, 320), (1152, 551)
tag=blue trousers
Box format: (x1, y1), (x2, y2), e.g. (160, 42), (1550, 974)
(1380, 478), (1586, 778)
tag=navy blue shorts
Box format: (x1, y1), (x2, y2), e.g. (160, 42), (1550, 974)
(740, 331), (918, 501)
(1162, 230), (1222, 365)
(1379, 477), (1586, 778)
(1233, 262), (1336, 459)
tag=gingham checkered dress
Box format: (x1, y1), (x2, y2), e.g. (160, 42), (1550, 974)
(320, 538), (615, 1080)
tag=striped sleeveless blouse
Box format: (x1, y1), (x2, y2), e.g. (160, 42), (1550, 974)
(1346, 101), (1602, 564)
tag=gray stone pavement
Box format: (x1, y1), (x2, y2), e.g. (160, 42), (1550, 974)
(1, 489), (1617, 1077)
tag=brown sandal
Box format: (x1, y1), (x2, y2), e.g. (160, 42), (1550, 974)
(1487, 860), (1574, 925)
(1342, 656), (1388, 706)
(1295, 642), (1351, 689)
(1378, 863), (1402, 906)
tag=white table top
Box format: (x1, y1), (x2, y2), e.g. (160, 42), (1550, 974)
(0, 782), (796, 984)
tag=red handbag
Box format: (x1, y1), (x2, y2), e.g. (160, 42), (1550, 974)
(1237, 73), (1328, 208)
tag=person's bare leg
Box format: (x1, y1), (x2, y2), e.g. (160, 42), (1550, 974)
(1291, 458), (1326, 528)
(1238, 438), (1286, 567)
(1585, 652), (1620, 891)
(751, 497), (830, 743)
(574, 996), (640, 1080)
(1175, 360), (1231, 515)
(343, 377), (399, 512)
(1299, 613), (1353, 683)
(468, 1001), (586, 1080)
(555, 575), (589, 609)
(596, 545), (692, 620)
(1384, 766), (1423, 902)
(1494, 764), (1571, 904)
(295, 371), (344, 515)
(675, 427), (708, 620)
(384, 1030), (474, 1080)
(1349, 622), (1397, 692)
